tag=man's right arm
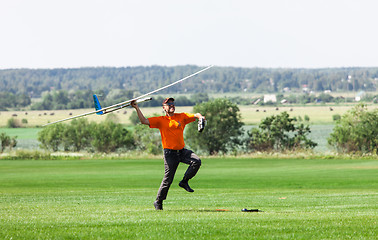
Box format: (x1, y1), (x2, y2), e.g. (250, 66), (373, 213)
(131, 101), (150, 125)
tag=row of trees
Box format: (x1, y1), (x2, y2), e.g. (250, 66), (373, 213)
(0, 92), (31, 110)
(1, 66), (377, 98)
(2, 87), (376, 111)
(26, 90), (378, 111)
(30, 90), (210, 110)
(37, 100), (376, 155)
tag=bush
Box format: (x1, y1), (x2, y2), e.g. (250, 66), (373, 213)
(185, 98), (244, 155)
(7, 118), (22, 128)
(38, 118), (135, 153)
(0, 132), (17, 152)
(332, 114), (341, 121)
(91, 121), (134, 153)
(38, 123), (65, 151)
(133, 124), (162, 155)
(328, 104), (377, 154)
(245, 112), (317, 152)
(61, 119), (93, 151)
(129, 111), (140, 125)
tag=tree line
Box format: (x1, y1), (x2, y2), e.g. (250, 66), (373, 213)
(0, 92), (31, 110)
(29, 90), (210, 110)
(1, 65), (377, 99)
(1, 88), (377, 111)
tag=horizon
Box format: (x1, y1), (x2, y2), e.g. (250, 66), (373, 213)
(1, 64), (378, 71)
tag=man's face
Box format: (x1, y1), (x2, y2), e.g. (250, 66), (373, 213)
(163, 100), (175, 114)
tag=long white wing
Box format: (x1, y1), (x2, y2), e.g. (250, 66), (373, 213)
(42, 65), (213, 126)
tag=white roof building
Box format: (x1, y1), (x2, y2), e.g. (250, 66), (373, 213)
(264, 95), (277, 103)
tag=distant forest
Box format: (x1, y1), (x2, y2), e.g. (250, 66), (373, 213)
(1, 65), (378, 98)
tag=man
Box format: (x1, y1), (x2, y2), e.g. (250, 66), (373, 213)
(131, 97), (204, 210)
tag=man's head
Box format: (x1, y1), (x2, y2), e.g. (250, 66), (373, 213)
(162, 97), (175, 116)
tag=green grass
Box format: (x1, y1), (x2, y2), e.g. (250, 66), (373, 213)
(0, 128), (42, 150)
(0, 127), (41, 140)
(0, 158), (377, 239)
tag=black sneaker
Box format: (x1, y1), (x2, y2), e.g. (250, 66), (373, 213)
(154, 200), (163, 210)
(179, 180), (194, 192)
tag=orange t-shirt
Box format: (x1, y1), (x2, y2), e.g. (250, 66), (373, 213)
(148, 113), (196, 150)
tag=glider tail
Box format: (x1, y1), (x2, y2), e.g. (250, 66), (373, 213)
(93, 94), (104, 115)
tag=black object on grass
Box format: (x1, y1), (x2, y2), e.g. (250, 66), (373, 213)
(241, 208), (262, 212)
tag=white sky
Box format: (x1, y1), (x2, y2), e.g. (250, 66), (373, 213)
(1, 0), (377, 69)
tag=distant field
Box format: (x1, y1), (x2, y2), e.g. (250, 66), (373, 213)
(0, 106), (190, 127)
(2, 104), (375, 127)
(239, 105), (353, 125)
(0, 157), (376, 239)
(209, 91), (378, 99)
(0, 128), (41, 150)
(0, 128), (40, 139)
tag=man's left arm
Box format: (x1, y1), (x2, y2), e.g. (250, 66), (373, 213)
(194, 113), (205, 120)
(182, 113), (204, 124)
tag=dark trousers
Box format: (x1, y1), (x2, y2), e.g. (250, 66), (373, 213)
(156, 148), (201, 201)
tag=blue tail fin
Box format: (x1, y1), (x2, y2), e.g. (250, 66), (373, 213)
(93, 94), (104, 115)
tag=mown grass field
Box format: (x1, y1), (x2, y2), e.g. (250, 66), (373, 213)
(0, 157), (377, 239)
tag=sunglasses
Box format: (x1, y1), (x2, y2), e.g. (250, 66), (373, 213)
(164, 102), (175, 106)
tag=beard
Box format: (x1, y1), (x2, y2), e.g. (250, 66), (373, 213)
(164, 106), (175, 115)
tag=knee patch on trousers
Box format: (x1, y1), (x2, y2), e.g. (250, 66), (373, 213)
(191, 159), (201, 171)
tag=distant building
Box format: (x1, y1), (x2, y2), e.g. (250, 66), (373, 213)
(264, 95), (277, 103)
(302, 87), (310, 93)
(283, 87), (290, 92)
(253, 99), (261, 105)
(355, 91), (365, 101)
(302, 84), (310, 93)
